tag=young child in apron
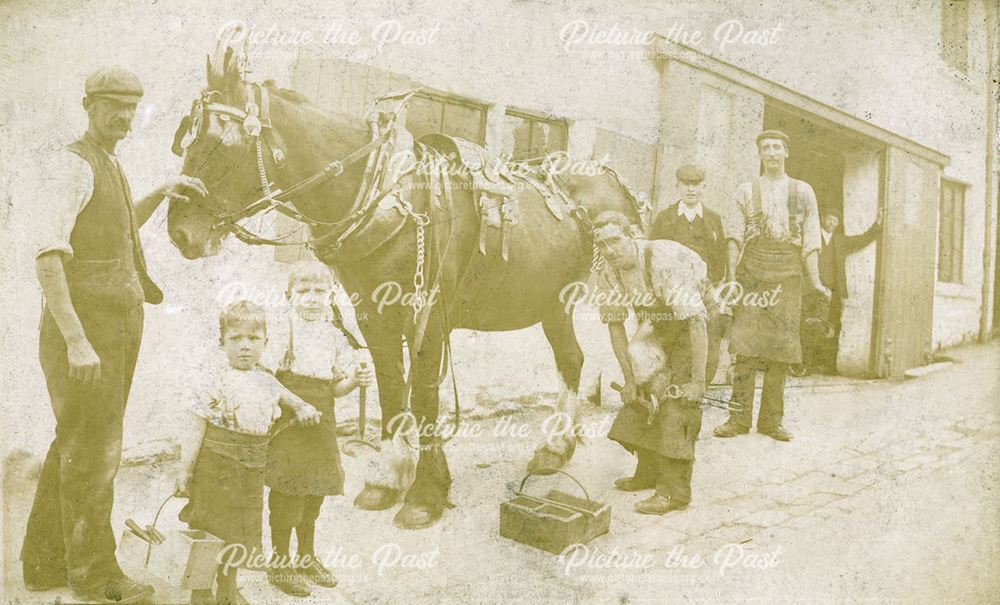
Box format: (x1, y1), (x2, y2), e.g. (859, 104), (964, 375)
(175, 301), (321, 605)
(263, 261), (373, 597)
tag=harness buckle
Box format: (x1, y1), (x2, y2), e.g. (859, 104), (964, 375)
(324, 161), (344, 177)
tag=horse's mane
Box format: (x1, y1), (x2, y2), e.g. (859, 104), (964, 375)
(262, 80), (311, 105)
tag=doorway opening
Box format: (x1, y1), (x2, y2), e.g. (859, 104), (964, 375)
(763, 104), (848, 219)
(762, 102), (882, 377)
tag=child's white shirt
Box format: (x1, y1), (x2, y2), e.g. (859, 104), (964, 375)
(264, 310), (355, 381)
(191, 366), (283, 435)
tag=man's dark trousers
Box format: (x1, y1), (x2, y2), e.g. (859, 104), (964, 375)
(21, 303), (143, 592)
(729, 355), (787, 430)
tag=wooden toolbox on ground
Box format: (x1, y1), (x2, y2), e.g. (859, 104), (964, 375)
(117, 495), (225, 590)
(500, 469), (611, 555)
(119, 527), (224, 590)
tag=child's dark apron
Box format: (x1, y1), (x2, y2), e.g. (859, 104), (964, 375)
(730, 178), (807, 364)
(180, 425), (269, 553)
(264, 320), (346, 496)
(607, 244), (703, 461)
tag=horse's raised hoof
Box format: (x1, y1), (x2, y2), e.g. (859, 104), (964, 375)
(353, 484), (400, 511)
(392, 502), (443, 530)
(526, 442), (575, 475)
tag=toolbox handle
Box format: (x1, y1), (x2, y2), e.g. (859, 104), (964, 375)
(517, 468), (593, 504)
(131, 492), (179, 567)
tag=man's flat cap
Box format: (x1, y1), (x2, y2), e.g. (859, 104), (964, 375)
(85, 67), (143, 103)
(675, 163), (705, 183)
(755, 129), (790, 147)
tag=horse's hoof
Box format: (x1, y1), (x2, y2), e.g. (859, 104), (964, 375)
(353, 484), (400, 511)
(392, 503), (443, 530)
(526, 447), (568, 475)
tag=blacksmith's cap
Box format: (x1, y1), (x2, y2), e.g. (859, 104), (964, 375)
(755, 129), (790, 148)
(675, 164), (705, 183)
(85, 66), (144, 104)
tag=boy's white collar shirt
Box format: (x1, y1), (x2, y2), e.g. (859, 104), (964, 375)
(678, 202), (704, 223)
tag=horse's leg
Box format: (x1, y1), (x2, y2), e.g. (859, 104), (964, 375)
(353, 313), (409, 511)
(527, 309), (584, 474)
(393, 327), (451, 530)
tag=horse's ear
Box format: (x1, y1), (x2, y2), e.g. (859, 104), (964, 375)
(172, 115), (191, 157)
(223, 48), (242, 92)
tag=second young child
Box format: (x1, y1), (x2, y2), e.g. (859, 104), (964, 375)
(264, 261), (373, 597)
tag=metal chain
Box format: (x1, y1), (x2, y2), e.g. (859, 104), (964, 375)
(256, 137), (273, 199)
(410, 211), (430, 322)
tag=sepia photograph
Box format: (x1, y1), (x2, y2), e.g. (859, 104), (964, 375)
(1, 0), (998, 603)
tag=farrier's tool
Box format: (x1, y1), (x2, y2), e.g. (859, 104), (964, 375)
(610, 381), (660, 423)
(611, 381), (744, 415)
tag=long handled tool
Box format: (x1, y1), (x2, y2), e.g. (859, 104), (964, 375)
(342, 361), (381, 456)
(610, 381), (745, 414)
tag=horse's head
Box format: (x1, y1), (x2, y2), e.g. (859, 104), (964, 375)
(167, 25), (275, 258)
(168, 26), (377, 259)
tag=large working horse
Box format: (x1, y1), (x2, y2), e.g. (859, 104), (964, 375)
(167, 30), (644, 529)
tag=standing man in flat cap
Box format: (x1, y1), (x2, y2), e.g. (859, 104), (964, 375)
(650, 163), (728, 383)
(21, 66), (205, 603)
(713, 130), (828, 442)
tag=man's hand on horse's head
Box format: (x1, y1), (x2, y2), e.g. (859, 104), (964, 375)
(159, 175), (207, 203)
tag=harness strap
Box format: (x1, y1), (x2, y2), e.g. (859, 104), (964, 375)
(750, 176), (803, 240)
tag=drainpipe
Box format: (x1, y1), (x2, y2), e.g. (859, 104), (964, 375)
(980, 0), (999, 340)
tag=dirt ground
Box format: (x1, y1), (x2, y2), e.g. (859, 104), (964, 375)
(3, 339), (998, 604)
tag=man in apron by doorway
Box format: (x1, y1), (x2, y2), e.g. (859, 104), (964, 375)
(713, 130), (830, 442)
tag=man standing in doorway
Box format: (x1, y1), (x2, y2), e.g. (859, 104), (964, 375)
(650, 163), (728, 383)
(713, 130), (829, 442)
(801, 210), (881, 374)
(21, 67), (205, 603)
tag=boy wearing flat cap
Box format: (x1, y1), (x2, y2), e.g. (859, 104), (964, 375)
(715, 130), (829, 443)
(21, 67), (205, 604)
(650, 163), (727, 383)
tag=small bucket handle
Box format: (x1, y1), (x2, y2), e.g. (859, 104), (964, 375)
(517, 468), (592, 504)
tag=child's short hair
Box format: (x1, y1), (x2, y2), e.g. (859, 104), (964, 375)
(219, 300), (267, 337)
(286, 260), (335, 292)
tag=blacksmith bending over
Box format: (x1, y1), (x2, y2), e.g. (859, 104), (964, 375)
(22, 67), (205, 603)
(713, 129), (829, 442)
(593, 211), (710, 515)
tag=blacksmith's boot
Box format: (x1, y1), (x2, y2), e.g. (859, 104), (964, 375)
(713, 419), (750, 438)
(613, 476), (655, 492)
(73, 575), (154, 604)
(635, 494), (688, 515)
(758, 423), (793, 442)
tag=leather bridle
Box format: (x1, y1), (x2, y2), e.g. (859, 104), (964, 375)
(173, 83), (409, 250)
